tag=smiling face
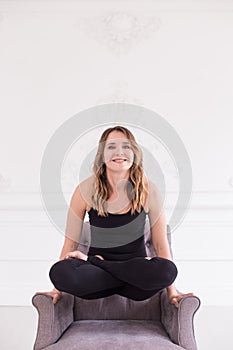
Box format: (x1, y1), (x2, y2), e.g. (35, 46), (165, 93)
(103, 131), (135, 172)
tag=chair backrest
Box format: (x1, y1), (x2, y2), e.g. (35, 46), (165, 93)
(74, 292), (162, 321)
(74, 221), (172, 321)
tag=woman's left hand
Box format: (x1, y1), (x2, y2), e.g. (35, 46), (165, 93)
(168, 292), (194, 308)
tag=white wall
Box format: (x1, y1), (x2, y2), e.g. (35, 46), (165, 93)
(0, 0), (233, 309)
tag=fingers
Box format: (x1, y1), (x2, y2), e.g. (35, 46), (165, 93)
(65, 253), (76, 259)
(65, 250), (77, 259)
(170, 297), (179, 308)
(179, 293), (195, 298)
(65, 251), (79, 259)
(35, 291), (62, 304)
(53, 293), (60, 304)
(65, 250), (88, 261)
(169, 292), (195, 308)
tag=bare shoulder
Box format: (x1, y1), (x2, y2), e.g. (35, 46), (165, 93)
(144, 179), (163, 213)
(143, 177), (160, 197)
(76, 175), (95, 211)
(148, 180), (160, 195)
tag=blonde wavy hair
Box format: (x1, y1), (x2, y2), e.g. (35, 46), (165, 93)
(91, 125), (149, 216)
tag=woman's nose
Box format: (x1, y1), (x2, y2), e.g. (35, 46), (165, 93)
(115, 146), (124, 155)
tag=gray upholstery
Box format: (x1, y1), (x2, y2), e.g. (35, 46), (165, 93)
(32, 220), (201, 350)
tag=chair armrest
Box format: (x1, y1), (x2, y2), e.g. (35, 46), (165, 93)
(32, 292), (74, 350)
(160, 289), (201, 350)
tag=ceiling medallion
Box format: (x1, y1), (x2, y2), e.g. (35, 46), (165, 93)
(78, 11), (161, 55)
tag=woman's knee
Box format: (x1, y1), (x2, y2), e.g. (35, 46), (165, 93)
(49, 259), (73, 289)
(49, 258), (91, 293)
(163, 259), (178, 286)
(49, 260), (64, 286)
(152, 257), (178, 286)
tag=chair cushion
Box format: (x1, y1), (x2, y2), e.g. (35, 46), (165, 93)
(45, 320), (185, 350)
(74, 292), (161, 321)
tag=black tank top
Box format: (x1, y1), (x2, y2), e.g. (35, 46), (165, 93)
(87, 206), (147, 261)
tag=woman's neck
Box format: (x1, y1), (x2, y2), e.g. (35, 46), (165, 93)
(106, 170), (130, 194)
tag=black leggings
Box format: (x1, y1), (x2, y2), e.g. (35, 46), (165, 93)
(49, 256), (178, 301)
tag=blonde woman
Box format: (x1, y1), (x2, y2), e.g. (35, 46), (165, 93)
(38, 126), (193, 306)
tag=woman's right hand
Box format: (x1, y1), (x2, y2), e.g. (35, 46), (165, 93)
(65, 250), (88, 261)
(35, 287), (62, 304)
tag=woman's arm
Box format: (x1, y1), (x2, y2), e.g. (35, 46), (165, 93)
(147, 181), (193, 307)
(147, 181), (171, 260)
(36, 183), (89, 302)
(149, 206), (178, 300)
(59, 184), (88, 259)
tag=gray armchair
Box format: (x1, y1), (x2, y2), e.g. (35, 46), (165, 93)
(32, 220), (201, 350)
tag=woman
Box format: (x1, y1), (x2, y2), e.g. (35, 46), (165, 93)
(37, 125), (193, 306)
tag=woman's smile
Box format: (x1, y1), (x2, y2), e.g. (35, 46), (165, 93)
(112, 158), (128, 163)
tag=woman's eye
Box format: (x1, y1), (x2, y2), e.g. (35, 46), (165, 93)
(107, 145), (131, 150)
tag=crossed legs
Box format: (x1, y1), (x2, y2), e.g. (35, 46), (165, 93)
(49, 256), (178, 301)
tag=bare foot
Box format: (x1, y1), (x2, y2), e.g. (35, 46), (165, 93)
(95, 255), (105, 260)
